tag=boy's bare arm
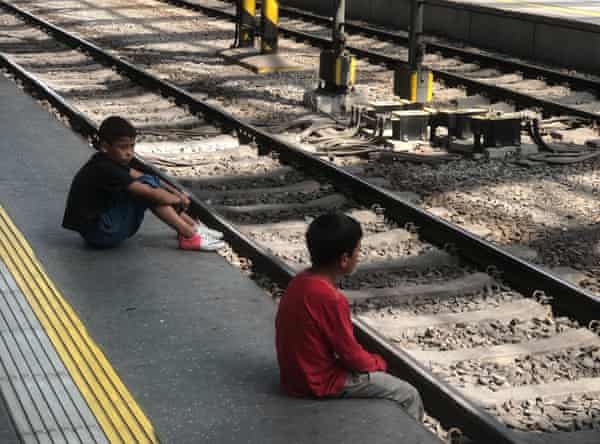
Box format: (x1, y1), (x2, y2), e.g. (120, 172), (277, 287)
(127, 181), (182, 206)
(159, 180), (191, 208)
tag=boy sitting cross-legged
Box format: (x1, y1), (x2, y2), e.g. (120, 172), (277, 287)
(275, 212), (424, 421)
(62, 115), (224, 251)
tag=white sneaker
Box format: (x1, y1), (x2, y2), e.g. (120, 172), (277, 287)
(201, 237), (225, 251)
(196, 226), (224, 239)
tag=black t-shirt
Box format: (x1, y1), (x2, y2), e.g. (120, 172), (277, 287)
(62, 152), (134, 232)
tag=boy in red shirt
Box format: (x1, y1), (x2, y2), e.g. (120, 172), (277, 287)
(275, 212), (423, 421)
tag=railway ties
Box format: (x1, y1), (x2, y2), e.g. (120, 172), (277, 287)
(353, 271), (600, 440)
(1, 1), (600, 443)
(0, 14), (209, 136)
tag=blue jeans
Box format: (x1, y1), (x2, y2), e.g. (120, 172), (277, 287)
(82, 175), (160, 248)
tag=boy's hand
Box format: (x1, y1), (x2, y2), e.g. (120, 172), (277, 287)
(179, 193), (191, 210)
(173, 193), (190, 213)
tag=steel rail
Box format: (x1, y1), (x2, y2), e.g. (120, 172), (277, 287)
(161, 0), (600, 122)
(1, 2), (598, 442)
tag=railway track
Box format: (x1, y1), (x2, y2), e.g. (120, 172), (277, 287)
(1, 2), (599, 444)
(161, 0), (600, 121)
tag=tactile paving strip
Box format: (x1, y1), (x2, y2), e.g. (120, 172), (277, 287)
(0, 261), (108, 444)
(0, 206), (158, 443)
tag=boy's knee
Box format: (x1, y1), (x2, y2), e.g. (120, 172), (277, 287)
(370, 373), (423, 421)
(392, 379), (418, 399)
(380, 375), (421, 406)
(405, 384), (421, 405)
(400, 383), (424, 421)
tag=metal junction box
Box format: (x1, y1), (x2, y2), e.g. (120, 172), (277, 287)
(431, 108), (487, 141)
(471, 113), (522, 150)
(391, 110), (430, 141)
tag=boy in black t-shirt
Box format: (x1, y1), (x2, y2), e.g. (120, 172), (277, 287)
(63, 116), (224, 251)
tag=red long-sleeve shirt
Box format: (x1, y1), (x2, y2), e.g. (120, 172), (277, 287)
(275, 272), (387, 398)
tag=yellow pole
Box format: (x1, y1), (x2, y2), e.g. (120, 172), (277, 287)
(261, 0), (278, 54)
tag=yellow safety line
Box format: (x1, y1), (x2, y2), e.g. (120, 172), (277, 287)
(490, 0), (600, 17)
(0, 206), (158, 444)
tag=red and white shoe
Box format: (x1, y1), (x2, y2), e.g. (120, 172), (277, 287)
(196, 226), (223, 239)
(178, 233), (224, 251)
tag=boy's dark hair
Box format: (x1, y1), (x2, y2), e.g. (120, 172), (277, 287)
(306, 212), (362, 267)
(93, 116), (136, 149)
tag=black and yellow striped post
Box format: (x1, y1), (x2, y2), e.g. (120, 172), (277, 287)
(222, 0), (300, 73)
(394, 0), (433, 103)
(260, 0), (279, 54)
(394, 67), (433, 102)
(318, 0), (356, 93)
(236, 0), (256, 48)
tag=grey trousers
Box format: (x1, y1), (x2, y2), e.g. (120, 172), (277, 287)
(339, 372), (424, 422)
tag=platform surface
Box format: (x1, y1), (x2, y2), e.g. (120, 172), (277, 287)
(0, 394), (19, 444)
(0, 73), (443, 443)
